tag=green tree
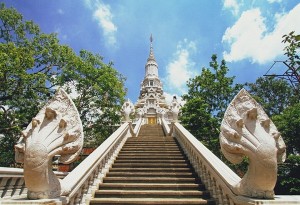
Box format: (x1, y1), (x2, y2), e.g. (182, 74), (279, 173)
(181, 54), (242, 156)
(246, 76), (297, 116)
(60, 50), (126, 146)
(0, 4), (126, 167)
(282, 31), (300, 70)
(272, 103), (300, 195)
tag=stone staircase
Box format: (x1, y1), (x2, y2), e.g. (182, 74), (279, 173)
(89, 124), (215, 205)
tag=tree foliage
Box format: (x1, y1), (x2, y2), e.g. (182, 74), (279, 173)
(180, 54), (242, 156)
(273, 103), (300, 195)
(246, 76), (297, 116)
(282, 31), (300, 69)
(0, 4), (126, 167)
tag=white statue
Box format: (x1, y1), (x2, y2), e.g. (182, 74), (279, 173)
(121, 99), (135, 122)
(14, 88), (83, 199)
(170, 96), (181, 122)
(220, 89), (286, 199)
(136, 108), (144, 118)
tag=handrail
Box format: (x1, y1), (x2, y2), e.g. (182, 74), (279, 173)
(161, 117), (170, 135)
(171, 122), (241, 205)
(61, 122), (130, 204)
(0, 168), (67, 199)
(133, 117), (143, 137)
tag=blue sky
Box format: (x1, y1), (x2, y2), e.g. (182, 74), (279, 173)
(3, 0), (300, 103)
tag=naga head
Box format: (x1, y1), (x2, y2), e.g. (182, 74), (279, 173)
(220, 89), (286, 199)
(14, 88), (83, 199)
(121, 99), (135, 122)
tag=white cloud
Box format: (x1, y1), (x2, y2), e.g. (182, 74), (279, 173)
(164, 92), (186, 106)
(163, 39), (197, 96)
(93, 2), (117, 46)
(222, 4), (300, 64)
(223, 0), (241, 16)
(84, 0), (117, 47)
(267, 0), (282, 3)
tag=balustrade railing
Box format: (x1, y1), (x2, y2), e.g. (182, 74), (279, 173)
(60, 122), (131, 204)
(0, 122), (134, 205)
(133, 117), (143, 137)
(166, 122), (300, 205)
(165, 122), (245, 205)
(0, 168), (26, 199)
(0, 168), (67, 199)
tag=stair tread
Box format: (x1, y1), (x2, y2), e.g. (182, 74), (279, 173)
(114, 160), (188, 163)
(109, 168), (192, 172)
(94, 190), (210, 198)
(96, 190), (205, 193)
(106, 172), (196, 177)
(99, 183), (203, 187)
(90, 198), (214, 205)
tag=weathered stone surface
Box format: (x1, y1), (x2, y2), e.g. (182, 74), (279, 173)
(14, 88), (83, 199)
(220, 88), (286, 199)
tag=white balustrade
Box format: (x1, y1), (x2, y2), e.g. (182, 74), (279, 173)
(166, 122), (300, 205)
(0, 167), (66, 199)
(60, 122), (131, 204)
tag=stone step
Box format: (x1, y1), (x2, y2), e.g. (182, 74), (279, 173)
(125, 139), (176, 142)
(103, 177), (201, 184)
(109, 167), (193, 172)
(117, 153), (184, 157)
(94, 190), (211, 199)
(116, 155), (186, 160)
(128, 136), (172, 139)
(106, 172), (196, 178)
(124, 141), (177, 144)
(121, 148), (181, 151)
(112, 163), (190, 168)
(98, 183), (206, 191)
(122, 143), (179, 146)
(124, 142), (178, 148)
(118, 150), (183, 154)
(124, 143), (177, 146)
(114, 159), (189, 163)
(90, 198), (215, 205)
(123, 143), (178, 146)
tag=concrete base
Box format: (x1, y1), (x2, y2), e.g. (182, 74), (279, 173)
(0, 197), (62, 205)
(236, 195), (300, 204)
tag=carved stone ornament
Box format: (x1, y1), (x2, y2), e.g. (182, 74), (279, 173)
(14, 88), (84, 199)
(170, 97), (181, 122)
(220, 89), (286, 199)
(121, 99), (135, 122)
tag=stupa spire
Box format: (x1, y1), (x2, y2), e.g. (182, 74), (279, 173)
(148, 34), (155, 61)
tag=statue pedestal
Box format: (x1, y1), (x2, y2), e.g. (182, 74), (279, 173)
(236, 195), (300, 204)
(0, 197), (63, 205)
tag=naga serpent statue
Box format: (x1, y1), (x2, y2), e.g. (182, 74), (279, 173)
(15, 88), (83, 199)
(220, 89), (286, 199)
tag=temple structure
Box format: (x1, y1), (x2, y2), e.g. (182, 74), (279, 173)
(135, 35), (177, 124)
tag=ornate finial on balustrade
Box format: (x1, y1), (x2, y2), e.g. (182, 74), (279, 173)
(121, 99), (135, 122)
(170, 96), (181, 122)
(136, 108), (144, 118)
(219, 88), (286, 199)
(14, 88), (83, 199)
